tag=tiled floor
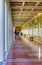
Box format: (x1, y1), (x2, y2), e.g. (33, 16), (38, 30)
(3, 38), (42, 65)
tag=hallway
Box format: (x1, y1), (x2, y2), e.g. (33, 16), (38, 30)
(3, 37), (42, 65)
(0, 0), (42, 65)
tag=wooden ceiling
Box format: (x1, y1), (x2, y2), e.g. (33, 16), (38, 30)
(10, 0), (42, 26)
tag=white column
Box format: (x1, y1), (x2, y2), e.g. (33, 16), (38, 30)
(38, 21), (40, 36)
(7, 2), (13, 50)
(5, 1), (8, 52)
(7, 2), (11, 50)
(13, 27), (15, 41)
(0, 0), (5, 62)
(7, 9), (10, 50)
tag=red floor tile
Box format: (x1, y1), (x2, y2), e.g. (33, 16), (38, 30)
(10, 47), (31, 50)
(7, 52), (38, 59)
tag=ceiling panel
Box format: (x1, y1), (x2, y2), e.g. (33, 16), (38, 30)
(10, 2), (22, 6)
(34, 9), (42, 11)
(38, 2), (42, 6)
(23, 9), (31, 11)
(10, 0), (42, 26)
(11, 9), (20, 11)
(24, 2), (37, 6)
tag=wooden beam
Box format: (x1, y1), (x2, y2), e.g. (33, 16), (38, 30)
(12, 11), (42, 13)
(11, 6), (42, 9)
(11, 0), (42, 2)
(12, 15), (35, 17)
(12, 17), (33, 19)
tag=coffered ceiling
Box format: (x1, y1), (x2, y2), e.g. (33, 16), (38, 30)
(10, 0), (42, 26)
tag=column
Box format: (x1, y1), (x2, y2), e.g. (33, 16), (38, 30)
(7, 2), (13, 50)
(38, 21), (40, 36)
(5, 1), (8, 52)
(7, 2), (11, 50)
(32, 29), (33, 37)
(0, 0), (5, 62)
(13, 27), (15, 41)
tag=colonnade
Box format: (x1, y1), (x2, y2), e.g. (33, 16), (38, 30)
(0, 0), (13, 62)
(21, 14), (42, 42)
